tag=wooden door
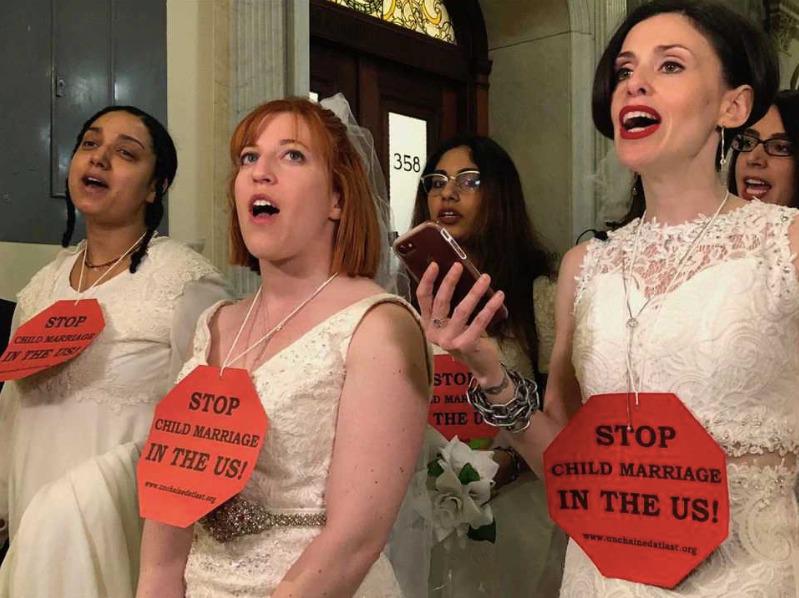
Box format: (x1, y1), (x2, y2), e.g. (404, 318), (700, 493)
(310, 0), (489, 233)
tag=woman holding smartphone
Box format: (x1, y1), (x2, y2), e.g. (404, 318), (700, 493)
(0, 105), (227, 540)
(418, 0), (799, 595)
(407, 135), (564, 597)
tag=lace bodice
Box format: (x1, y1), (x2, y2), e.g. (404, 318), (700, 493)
(561, 200), (799, 597)
(14, 237), (226, 410)
(183, 293), (420, 597)
(1, 237), (228, 539)
(573, 200), (799, 458)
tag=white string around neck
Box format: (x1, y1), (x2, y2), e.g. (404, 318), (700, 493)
(74, 231), (148, 303)
(220, 273), (338, 374)
(621, 191), (730, 415)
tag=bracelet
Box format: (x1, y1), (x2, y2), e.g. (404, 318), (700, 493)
(482, 367), (510, 395)
(494, 446), (523, 483)
(467, 368), (541, 433)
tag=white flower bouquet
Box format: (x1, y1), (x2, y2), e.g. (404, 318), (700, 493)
(426, 433), (499, 543)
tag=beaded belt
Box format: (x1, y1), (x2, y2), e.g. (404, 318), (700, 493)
(201, 495), (327, 543)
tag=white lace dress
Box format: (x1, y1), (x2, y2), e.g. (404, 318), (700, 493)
(560, 200), (799, 597)
(183, 293), (426, 597)
(0, 237), (229, 541)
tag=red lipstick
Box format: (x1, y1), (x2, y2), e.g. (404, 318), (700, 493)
(619, 105), (662, 140)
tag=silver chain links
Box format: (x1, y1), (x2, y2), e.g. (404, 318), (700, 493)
(466, 367), (541, 433)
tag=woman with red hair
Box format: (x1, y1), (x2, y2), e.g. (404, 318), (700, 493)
(137, 97), (431, 597)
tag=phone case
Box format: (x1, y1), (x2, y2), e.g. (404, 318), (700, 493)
(393, 221), (508, 325)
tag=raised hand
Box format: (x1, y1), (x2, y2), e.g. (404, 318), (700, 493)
(415, 261), (506, 383)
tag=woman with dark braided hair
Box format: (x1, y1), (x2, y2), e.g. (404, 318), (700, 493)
(61, 105), (174, 272)
(0, 106), (229, 568)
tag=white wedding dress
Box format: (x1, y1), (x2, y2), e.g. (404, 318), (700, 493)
(183, 293), (428, 597)
(561, 200), (799, 597)
(0, 237), (228, 597)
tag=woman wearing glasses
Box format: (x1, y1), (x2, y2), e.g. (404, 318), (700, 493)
(729, 90), (799, 207)
(408, 135), (565, 597)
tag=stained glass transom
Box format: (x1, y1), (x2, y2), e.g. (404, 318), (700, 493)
(326, 0), (456, 44)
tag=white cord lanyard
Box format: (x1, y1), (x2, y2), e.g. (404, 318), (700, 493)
(73, 231), (148, 304)
(220, 273), (338, 374)
(622, 191), (730, 418)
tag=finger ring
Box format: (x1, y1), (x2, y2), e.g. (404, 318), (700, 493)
(432, 318), (447, 329)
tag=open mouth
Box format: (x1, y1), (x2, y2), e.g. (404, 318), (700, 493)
(81, 175), (109, 190)
(620, 106), (662, 140)
(250, 197), (280, 219)
(742, 177), (771, 200)
(436, 208), (462, 225)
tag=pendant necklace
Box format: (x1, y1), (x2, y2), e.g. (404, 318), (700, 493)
(621, 191), (730, 419)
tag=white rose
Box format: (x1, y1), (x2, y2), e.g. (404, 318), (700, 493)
(440, 435), (499, 489)
(428, 436), (498, 542)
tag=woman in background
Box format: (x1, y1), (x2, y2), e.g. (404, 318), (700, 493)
(409, 134), (565, 597)
(729, 90), (799, 207)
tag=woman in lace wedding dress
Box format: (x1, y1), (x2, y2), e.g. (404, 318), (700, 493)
(416, 1), (798, 596)
(136, 97), (431, 598)
(0, 107), (228, 593)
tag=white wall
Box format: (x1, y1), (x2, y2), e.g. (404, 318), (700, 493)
(0, 243), (62, 302)
(166, 0), (219, 255)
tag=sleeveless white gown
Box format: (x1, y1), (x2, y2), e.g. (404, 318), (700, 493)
(560, 200), (799, 597)
(183, 293), (424, 597)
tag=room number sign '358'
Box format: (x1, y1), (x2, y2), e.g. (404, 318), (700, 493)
(393, 153), (421, 172)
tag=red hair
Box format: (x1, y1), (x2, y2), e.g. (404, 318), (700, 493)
(228, 97), (381, 276)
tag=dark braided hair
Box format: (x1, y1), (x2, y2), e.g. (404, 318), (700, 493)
(62, 105), (177, 273)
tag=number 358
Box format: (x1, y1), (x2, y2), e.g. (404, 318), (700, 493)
(393, 153), (421, 172)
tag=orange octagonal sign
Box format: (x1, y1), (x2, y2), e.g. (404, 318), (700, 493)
(544, 393), (729, 588)
(137, 365), (268, 527)
(429, 354), (498, 446)
(0, 299), (105, 381)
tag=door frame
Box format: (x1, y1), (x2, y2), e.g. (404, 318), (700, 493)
(309, 0), (490, 134)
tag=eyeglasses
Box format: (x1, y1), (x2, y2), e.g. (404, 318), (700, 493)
(731, 133), (794, 157)
(420, 170), (481, 195)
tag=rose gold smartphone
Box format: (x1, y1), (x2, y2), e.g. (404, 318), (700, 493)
(393, 221), (508, 326)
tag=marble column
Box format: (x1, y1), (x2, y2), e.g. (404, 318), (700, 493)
(766, 0), (799, 88)
(214, 0), (310, 294)
(569, 0), (628, 232)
